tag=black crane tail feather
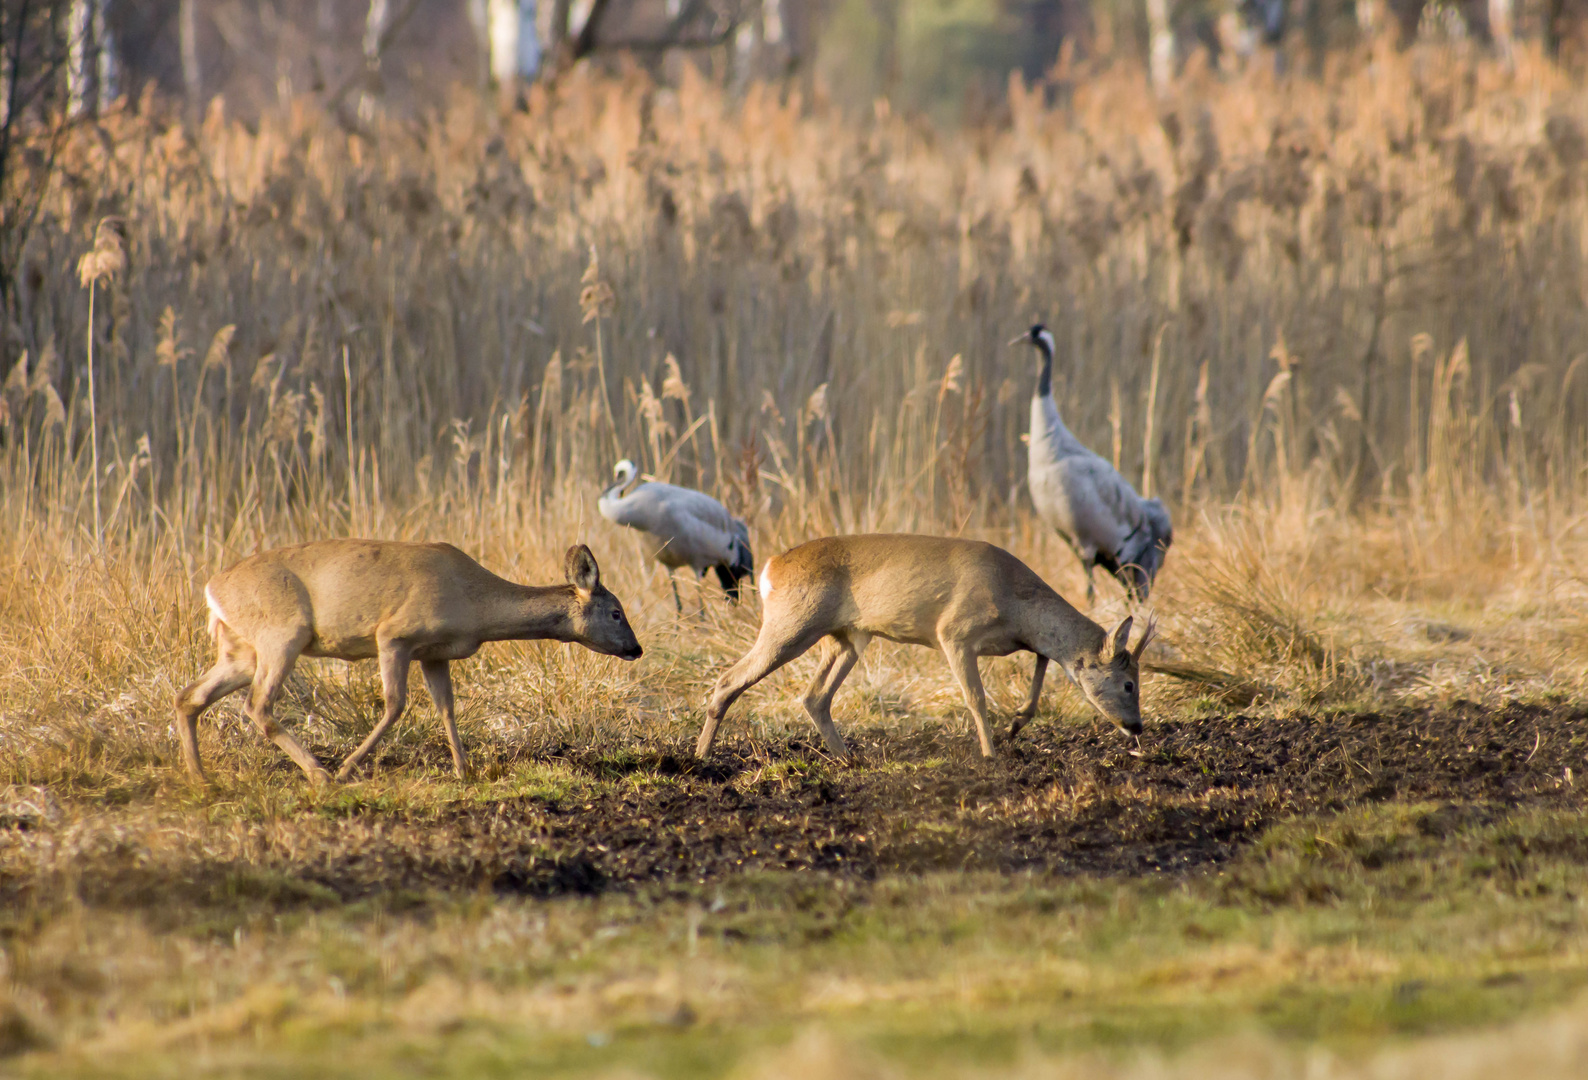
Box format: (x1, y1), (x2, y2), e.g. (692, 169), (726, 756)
(713, 535), (756, 604)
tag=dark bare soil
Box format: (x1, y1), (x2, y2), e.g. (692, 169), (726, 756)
(7, 702), (1584, 912)
(473, 701), (1586, 895)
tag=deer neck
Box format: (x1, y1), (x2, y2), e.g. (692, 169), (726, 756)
(1025, 590), (1107, 670)
(476, 583), (573, 643)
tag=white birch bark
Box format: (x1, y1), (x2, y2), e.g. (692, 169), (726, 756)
(1489, 0), (1514, 63)
(1145, 0), (1173, 93)
(93, 0), (115, 106)
(66, 0), (91, 117)
(364, 0), (391, 63)
(1356, 0), (1379, 34)
(488, 0), (539, 85)
(360, 0), (390, 121)
(180, 0), (202, 106)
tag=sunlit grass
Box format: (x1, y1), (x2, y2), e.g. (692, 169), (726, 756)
(3, 32), (1588, 1078)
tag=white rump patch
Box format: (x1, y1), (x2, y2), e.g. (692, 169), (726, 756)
(758, 563), (774, 599)
(204, 584), (228, 638)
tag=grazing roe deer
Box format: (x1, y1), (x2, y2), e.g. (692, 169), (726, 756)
(697, 534), (1153, 759)
(176, 542), (642, 785)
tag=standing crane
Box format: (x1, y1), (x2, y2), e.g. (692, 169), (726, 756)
(1014, 324), (1173, 604)
(598, 459), (755, 613)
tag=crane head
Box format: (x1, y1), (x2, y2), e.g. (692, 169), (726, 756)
(612, 459), (638, 485)
(1008, 324), (1056, 360)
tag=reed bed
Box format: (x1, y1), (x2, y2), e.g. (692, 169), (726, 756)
(3, 40), (1588, 1075)
(3, 40), (1588, 779)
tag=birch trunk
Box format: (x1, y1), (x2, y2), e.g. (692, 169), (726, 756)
(92, 0), (114, 106)
(359, 0), (389, 120)
(1356, 0), (1378, 34)
(1145, 0), (1173, 93)
(180, 0), (202, 106)
(364, 0), (390, 63)
(66, 0), (90, 117)
(489, 0), (540, 86)
(1489, 0), (1514, 63)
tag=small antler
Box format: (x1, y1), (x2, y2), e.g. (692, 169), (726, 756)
(1132, 614), (1158, 661)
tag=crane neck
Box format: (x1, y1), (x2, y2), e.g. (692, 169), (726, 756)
(1035, 338), (1055, 400)
(599, 471), (634, 504)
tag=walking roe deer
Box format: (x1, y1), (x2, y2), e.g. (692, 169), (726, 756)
(175, 541), (642, 785)
(697, 534), (1153, 759)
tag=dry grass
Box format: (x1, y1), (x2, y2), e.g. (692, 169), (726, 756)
(2, 36), (1588, 1078)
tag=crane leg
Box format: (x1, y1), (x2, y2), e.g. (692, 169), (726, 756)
(1084, 563), (1097, 609)
(669, 572), (683, 615)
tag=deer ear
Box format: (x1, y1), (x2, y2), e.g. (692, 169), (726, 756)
(565, 545), (600, 591)
(1132, 616), (1157, 661)
(1108, 616), (1133, 658)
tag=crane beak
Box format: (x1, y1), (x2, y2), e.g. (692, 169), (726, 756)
(1007, 333), (1030, 347)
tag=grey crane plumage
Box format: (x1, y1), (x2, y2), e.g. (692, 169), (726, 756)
(1014, 324), (1172, 604)
(598, 459), (755, 613)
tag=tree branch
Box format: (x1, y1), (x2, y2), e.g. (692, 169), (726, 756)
(596, 27), (741, 53)
(323, 0), (427, 116)
(569, 0), (616, 61)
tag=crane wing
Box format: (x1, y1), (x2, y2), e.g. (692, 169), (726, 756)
(601, 481), (748, 572)
(1055, 456), (1152, 559)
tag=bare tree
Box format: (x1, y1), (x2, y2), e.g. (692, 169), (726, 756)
(322, 0), (426, 123)
(360, 0), (389, 119)
(91, 0), (110, 101)
(0, 1), (83, 338)
(1145, 0), (1173, 91)
(487, 0), (539, 89)
(1490, 0), (1514, 62)
(547, 0), (574, 57)
(64, 0), (88, 115)
(180, 0), (201, 105)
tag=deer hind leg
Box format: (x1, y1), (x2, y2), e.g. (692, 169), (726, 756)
(421, 659), (469, 781)
(698, 622), (825, 757)
(244, 629), (331, 785)
(173, 625), (256, 781)
(801, 632), (869, 759)
(941, 640), (995, 759)
(336, 638), (414, 780)
(1010, 655), (1049, 739)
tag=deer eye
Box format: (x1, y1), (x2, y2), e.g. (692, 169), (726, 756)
(611, 610), (622, 620)
(1125, 681), (1135, 694)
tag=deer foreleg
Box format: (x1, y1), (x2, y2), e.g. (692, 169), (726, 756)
(421, 659), (469, 781)
(1010, 654), (1048, 739)
(336, 639), (413, 780)
(942, 641), (995, 758)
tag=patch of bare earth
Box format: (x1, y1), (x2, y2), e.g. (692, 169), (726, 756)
(2, 703), (1581, 910)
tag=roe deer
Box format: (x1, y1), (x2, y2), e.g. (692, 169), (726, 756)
(697, 534), (1153, 759)
(175, 542), (642, 785)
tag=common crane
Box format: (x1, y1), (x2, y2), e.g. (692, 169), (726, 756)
(597, 459), (755, 613)
(1014, 324), (1172, 604)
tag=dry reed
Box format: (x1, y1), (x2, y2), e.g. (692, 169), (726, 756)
(2, 42), (1587, 779)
